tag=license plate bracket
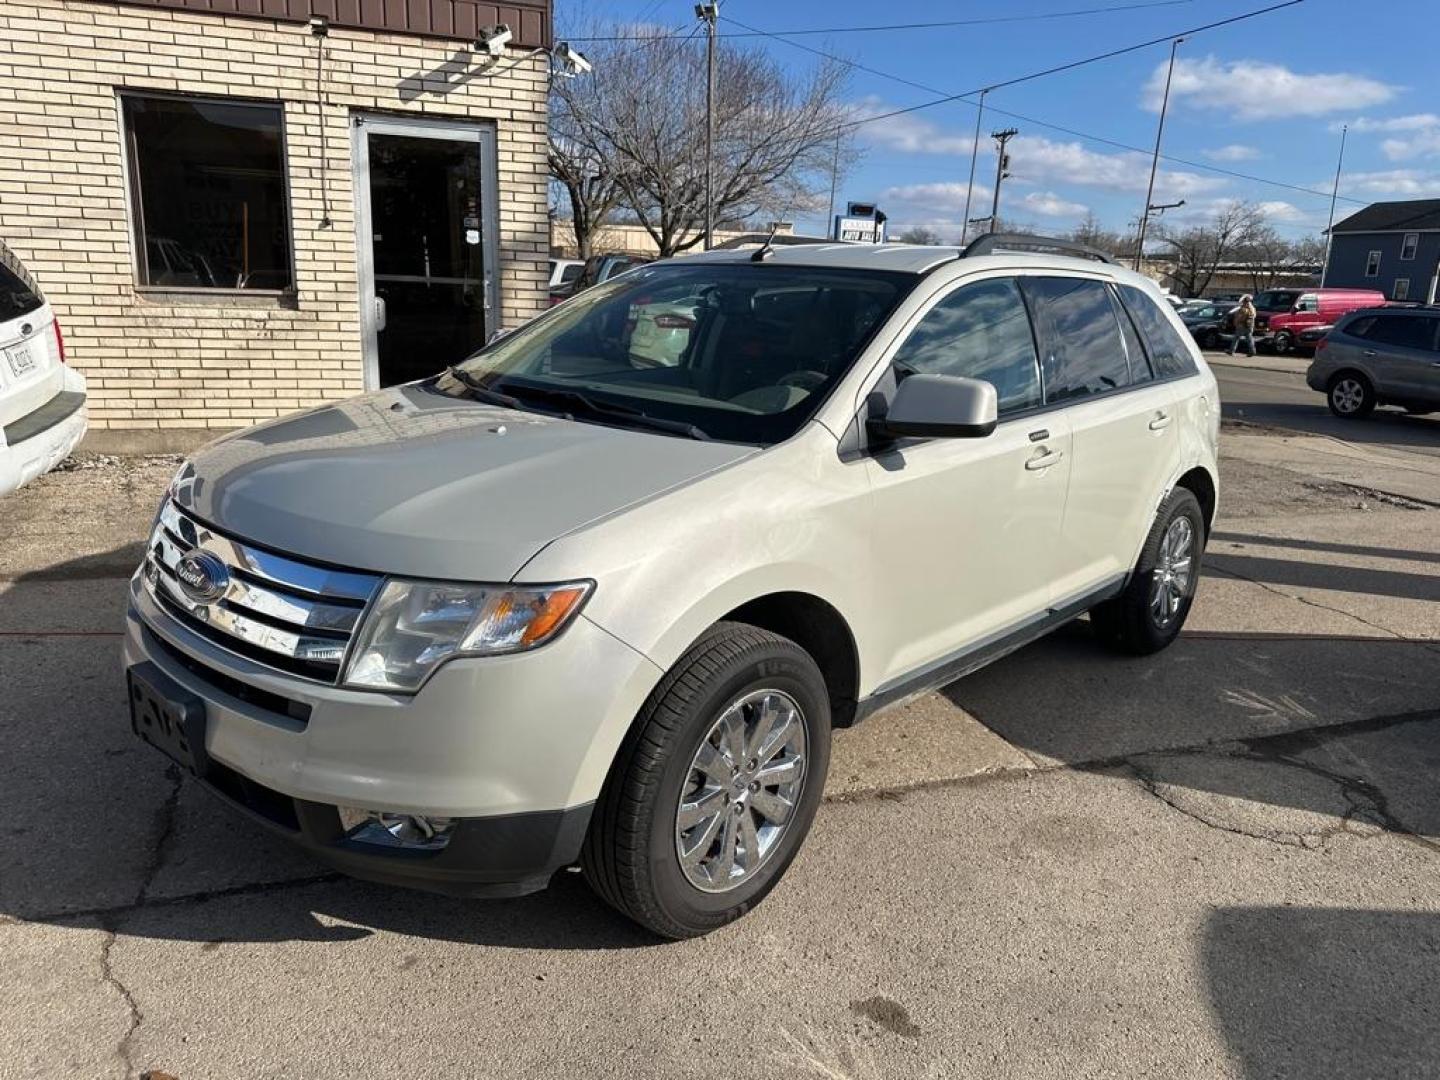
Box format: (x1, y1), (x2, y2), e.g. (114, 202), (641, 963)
(5, 340), (37, 378)
(128, 661), (209, 776)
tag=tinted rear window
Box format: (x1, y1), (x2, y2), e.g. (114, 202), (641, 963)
(1117, 284), (1198, 379)
(0, 243), (44, 324)
(1363, 313), (1439, 350)
(1023, 277), (1131, 403)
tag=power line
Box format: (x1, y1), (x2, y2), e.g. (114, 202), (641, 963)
(568, 0), (1195, 41)
(724, 4), (1368, 209)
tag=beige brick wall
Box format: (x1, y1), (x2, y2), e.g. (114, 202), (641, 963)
(0, 0), (549, 430)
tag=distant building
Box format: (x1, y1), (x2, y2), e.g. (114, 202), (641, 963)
(1324, 199), (1440, 303)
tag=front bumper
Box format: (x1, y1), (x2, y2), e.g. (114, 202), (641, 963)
(123, 572), (663, 896)
(0, 370), (87, 497)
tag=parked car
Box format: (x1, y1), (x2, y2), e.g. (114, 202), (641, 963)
(547, 258), (583, 291)
(0, 240), (87, 497)
(1179, 301), (1236, 350)
(549, 253), (650, 305)
(124, 236), (1218, 938)
(1253, 287), (1387, 355)
(1306, 306), (1440, 418)
(1294, 323), (1333, 356)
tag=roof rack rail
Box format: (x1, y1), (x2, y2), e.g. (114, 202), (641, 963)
(961, 232), (1117, 265)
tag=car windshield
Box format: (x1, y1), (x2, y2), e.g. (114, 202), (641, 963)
(440, 262), (911, 444)
(1254, 289), (1300, 312)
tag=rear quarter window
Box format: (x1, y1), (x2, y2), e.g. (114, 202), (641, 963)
(1022, 277), (1132, 403)
(1117, 284), (1198, 379)
(0, 243), (45, 325)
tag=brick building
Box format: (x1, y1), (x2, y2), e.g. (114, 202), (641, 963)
(0, 0), (553, 442)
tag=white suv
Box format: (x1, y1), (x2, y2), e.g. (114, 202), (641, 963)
(0, 240), (87, 497)
(124, 236), (1218, 938)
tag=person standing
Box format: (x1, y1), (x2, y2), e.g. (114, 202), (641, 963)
(1228, 295), (1258, 357)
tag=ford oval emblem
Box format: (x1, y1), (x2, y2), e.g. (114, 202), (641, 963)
(175, 551), (229, 604)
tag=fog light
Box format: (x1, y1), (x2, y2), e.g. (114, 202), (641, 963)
(337, 807), (457, 850)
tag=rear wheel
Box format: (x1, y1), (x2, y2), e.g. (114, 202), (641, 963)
(1327, 371), (1375, 418)
(581, 622), (831, 939)
(1200, 329), (1218, 350)
(1091, 488), (1205, 656)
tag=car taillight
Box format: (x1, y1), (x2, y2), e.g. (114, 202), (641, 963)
(53, 318), (66, 364)
(652, 314), (696, 330)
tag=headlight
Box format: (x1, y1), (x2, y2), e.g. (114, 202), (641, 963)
(342, 579), (593, 692)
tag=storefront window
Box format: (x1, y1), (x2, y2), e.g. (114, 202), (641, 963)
(122, 94), (293, 291)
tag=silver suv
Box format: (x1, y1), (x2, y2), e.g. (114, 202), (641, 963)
(125, 236), (1220, 938)
(1307, 306), (1440, 418)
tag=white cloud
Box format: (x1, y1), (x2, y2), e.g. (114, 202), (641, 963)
(1257, 200), (1306, 223)
(1144, 56), (1396, 120)
(1381, 129), (1440, 161)
(881, 181), (992, 214)
(1336, 113), (1440, 133)
(1338, 169), (1440, 198)
(852, 98), (977, 156)
(1005, 135), (1226, 199)
(1019, 191), (1088, 218)
(1203, 144), (1261, 162)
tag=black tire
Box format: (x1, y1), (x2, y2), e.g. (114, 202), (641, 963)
(581, 622), (831, 939)
(1327, 371), (1376, 419)
(1200, 329), (1218, 350)
(1272, 330), (1293, 355)
(1090, 488), (1205, 656)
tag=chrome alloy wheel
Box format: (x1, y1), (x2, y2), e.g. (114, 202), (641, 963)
(675, 689), (807, 893)
(1150, 516), (1196, 628)
(1331, 378), (1366, 415)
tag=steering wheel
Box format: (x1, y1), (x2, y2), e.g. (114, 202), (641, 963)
(778, 369), (827, 390)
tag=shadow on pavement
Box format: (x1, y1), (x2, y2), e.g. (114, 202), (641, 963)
(1204, 907), (1440, 1079)
(1221, 398), (1440, 450)
(2, 541), (1437, 952)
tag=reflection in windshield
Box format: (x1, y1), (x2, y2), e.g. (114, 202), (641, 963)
(440, 263), (910, 445)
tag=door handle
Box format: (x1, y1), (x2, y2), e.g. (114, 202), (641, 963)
(374, 296), (387, 333)
(1362, 349), (1377, 357)
(1025, 448), (1064, 471)
(1148, 412), (1172, 431)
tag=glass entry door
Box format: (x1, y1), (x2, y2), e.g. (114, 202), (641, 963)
(352, 116), (499, 388)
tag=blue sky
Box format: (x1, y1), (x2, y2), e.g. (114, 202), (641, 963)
(559, 0), (1440, 241)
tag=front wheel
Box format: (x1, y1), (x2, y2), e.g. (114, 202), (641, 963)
(1271, 330), (1293, 355)
(1090, 488), (1205, 656)
(1327, 371), (1375, 418)
(581, 622), (831, 939)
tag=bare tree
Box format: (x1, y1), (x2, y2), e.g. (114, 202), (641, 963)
(1069, 212), (1136, 260)
(896, 224), (944, 245)
(549, 35), (628, 260)
(1158, 201), (1263, 297)
(551, 31), (855, 257)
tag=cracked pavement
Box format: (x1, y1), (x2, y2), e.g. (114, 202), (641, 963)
(1, 366), (1438, 1080)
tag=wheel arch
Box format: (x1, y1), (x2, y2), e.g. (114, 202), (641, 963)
(1173, 464), (1217, 537)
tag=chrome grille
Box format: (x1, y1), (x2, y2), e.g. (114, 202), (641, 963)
(143, 500), (381, 683)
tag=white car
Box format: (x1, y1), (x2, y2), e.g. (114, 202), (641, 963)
(0, 240), (86, 497)
(547, 257), (583, 290)
(123, 236), (1218, 939)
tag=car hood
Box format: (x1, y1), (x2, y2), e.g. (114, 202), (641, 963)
(174, 385), (755, 581)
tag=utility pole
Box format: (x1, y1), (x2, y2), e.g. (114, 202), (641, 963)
(696, 2), (719, 250)
(1135, 36), (1183, 271)
(960, 89), (987, 247)
(989, 127), (1017, 234)
(1321, 123), (1347, 287)
(826, 131), (840, 240)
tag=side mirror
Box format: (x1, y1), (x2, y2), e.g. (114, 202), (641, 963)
(868, 374), (999, 440)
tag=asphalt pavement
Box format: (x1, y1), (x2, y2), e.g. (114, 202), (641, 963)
(1, 373), (1437, 1080)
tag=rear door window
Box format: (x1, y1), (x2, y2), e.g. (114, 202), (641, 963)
(0, 244), (45, 325)
(891, 277), (1042, 414)
(1023, 277), (1131, 402)
(1109, 286), (1153, 383)
(1365, 314), (1440, 350)
(1117, 284), (1198, 379)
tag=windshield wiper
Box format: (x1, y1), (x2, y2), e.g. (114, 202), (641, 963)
(445, 366), (523, 410)
(501, 384), (710, 441)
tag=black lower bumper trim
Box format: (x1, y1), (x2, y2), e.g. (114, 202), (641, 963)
(4, 389), (84, 445)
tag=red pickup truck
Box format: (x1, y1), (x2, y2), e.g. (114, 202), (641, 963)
(1254, 288), (1387, 354)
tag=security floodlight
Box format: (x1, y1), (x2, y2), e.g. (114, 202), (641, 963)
(476, 24), (512, 57)
(308, 14), (329, 36)
(553, 41), (592, 77)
